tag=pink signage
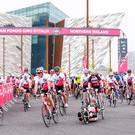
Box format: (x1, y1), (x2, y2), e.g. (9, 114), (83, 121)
(0, 27), (120, 36)
(118, 55), (128, 73)
(60, 28), (120, 36)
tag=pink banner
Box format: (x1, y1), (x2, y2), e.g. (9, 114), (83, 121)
(118, 55), (128, 73)
(0, 83), (13, 107)
(0, 27), (120, 36)
(0, 85), (4, 106)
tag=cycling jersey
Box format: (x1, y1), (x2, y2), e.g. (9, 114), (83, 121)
(89, 75), (101, 88)
(43, 83), (48, 91)
(21, 73), (31, 80)
(125, 74), (135, 86)
(107, 77), (117, 87)
(74, 74), (81, 84)
(54, 73), (65, 87)
(127, 77), (134, 85)
(48, 74), (55, 88)
(81, 74), (90, 88)
(20, 78), (31, 89)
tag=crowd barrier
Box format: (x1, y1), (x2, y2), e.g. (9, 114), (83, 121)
(0, 83), (13, 107)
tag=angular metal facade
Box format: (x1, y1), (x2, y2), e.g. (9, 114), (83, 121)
(0, 13), (32, 76)
(61, 13), (125, 75)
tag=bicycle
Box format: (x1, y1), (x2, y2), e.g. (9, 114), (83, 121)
(0, 107), (4, 125)
(126, 85), (134, 105)
(78, 88), (99, 124)
(74, 84), (81, 99)
(23, 88), (31, 112)
(41, 94), (59, 127)
(78, 105), (89, 124)
(23, 93), (29, 112)
(109, 86), (117, 107)
(94, 88), (104, 119)
(118, 85), (125, 104)
(56, 90), (67, 116)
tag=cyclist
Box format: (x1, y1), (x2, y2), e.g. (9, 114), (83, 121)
(34, 67), (55, 113)
(21, 67), (31, 79)
(106, 72), (118, 99)
(114, 72), (125, 95)
(74, 73), (81, 88)
(53, 66), (68, 107)
(80, 68), (90, 105)
(125, 69), (135, 100)
(70, 74), (76, 95)
(48, 69), (55, 90)
(19, 75), (32, 108)
(88, 72), (103, 107)
(0, 76), (4, 84)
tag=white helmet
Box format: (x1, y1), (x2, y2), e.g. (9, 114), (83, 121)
(83, 68), (89, 74)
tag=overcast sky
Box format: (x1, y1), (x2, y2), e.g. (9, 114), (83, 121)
(0, 0), (134, 52)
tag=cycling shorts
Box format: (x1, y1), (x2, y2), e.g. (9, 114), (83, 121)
(24, 88), (31, 93)
(41, 89), (49, 96)
(55, 85), (64, 94)
(93, 86), (102, 93)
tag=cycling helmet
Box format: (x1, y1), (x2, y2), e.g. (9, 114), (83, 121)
(50, 69), (55, 74)
(36, 68), (40, 73)
(83, 68), (89, 74)
(109, 72), (113, 76)
(24, 67), (28, 72)
(127, 69), (131, 73)
(113, 71), (118, 75)
(37, 67), (44, 73)
(44, 70), (48, 73)
(54, 66), (61, 72)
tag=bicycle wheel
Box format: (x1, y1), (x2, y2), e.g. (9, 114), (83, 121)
(100, 102), (104, 120)
(24, 102), (28, 112)
(52, 107), (59, 124)
(74, 87), (78, 99)
(0, 108), (4, 125)
(41, 104), (51, 127)
(112, 91), (117, 107)
(109, 98), (112, 107)
(126, 93), (131, 105)
(61, 96), (67, 115)
(119, 92), (124, 104)
(83, 110), (89, 124)
(113, 94), (116, 107)
(58, 98), (64, 116)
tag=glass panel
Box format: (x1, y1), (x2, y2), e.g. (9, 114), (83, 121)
(32, 35), (38, 44)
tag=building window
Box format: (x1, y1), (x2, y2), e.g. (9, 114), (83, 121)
(32, 35), (38, 44)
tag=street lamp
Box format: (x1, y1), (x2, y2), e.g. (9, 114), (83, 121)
(86, 0), (89, 69)
(3, 37), (5, 78)
(108, 39), (112, 73)
(21, 35), (23, 72)
(45, 16), (49, 71)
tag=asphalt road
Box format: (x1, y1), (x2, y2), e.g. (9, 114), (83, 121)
(1, 96), (135, 135)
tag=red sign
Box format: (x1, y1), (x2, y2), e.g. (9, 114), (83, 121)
(0, 27), (120, 36)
